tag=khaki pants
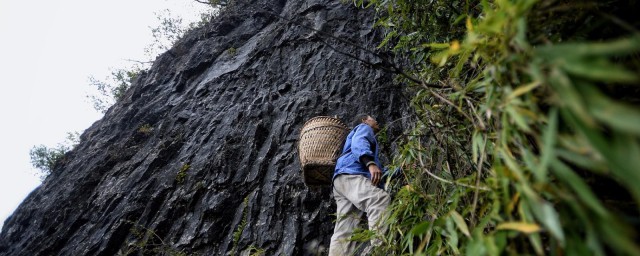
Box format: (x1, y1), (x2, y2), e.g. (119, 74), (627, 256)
(329, 175), (391, 256)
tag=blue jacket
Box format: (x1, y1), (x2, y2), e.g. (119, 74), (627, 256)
(333, 123), (384, 186)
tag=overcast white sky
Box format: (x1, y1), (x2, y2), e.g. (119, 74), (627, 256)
(0, 0), (208, 230)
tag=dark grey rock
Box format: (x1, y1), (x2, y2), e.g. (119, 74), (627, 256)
(0, 0), (411, 255)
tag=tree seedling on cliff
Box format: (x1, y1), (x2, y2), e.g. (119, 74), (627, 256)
(29, 132), (80, 180)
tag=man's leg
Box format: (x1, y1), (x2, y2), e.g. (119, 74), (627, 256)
(329, 175), (364, 256)
(340, 175), (391, 247)
(363, 184), (390, 247)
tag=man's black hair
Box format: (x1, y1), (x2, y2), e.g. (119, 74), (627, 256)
(353, 114), (371, 127)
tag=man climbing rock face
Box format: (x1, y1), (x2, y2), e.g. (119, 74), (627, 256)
(329, 114), (391, 255)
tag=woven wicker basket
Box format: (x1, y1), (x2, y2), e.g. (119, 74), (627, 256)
(298, 116), (349, 186)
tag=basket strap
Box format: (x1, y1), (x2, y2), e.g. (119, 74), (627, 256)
(337, 127), (356, 158)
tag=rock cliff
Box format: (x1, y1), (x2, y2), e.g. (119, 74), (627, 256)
(0, 0), (410, 255)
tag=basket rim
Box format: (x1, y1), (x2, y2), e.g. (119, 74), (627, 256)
(301, 116), (348, 128)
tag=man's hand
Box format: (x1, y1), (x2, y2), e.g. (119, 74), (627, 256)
(369, 164), (382, 186)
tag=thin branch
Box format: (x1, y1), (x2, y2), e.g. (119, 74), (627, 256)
(426, 87), (478, 128)
(193, 0), (226, 6)
(193, 0), (211, 5)
(417, 150), (490, 191)
(122, 59), (154, 65)
(465, 97), (486, 130)
(470, 135), (487, 227)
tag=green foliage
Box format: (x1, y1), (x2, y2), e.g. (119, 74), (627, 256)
(119, 221), (191, 256)
(29, 132), (80, 180)
(145, 7), (218, 59)
(138, 123), (154, 135)
(145, 9), (188, 58)
(354, 0), (640, 255)
(29, 145), (66, 180)
(88, 5), (217, 114)
(176, 164), (191, 184)
(87, 66), (142, 113)
(232, 196), (250, 256)
(247, 245), (265, 256)
(227, 47), (237, 56)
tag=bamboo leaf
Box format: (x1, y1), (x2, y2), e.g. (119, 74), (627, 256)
(454, 14), (467, 25)
(530, 199), (565, 245)
(410, 221), (432, 236)
(499, 148), (528, 187)
(450, 211), (471, 237)
(556, 149), (607, 174)
(424, 42), (452, 49)
(535, 108), (558, 182)
(431, 51), (450, 66)
(563, 106), (640, 202)
(454, 49), (472, 76)
(514, 17), (530, 50)
(564, 199), (606, 256)
(472, 131), (481, 164)
(548, 68), (595, 126)
(446, 217), (461, 254)
(560, 108), (613, 168)
(580, 84), (640, 136)
(529, 233), (544, 255)
(560, 58), (638, 83)
(377, 30), (397, 48)
(506, 192), (520, 214)
(609, 134), (640, 203)
(535, 36), (640, 58)
(506, 105), (531, 132)
(507, 81), (540, 100)
(598, 213), (640, 255)
(550, 158), (608, 217)
(496, 222), (541, 233)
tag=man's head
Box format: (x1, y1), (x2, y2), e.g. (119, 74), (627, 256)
(355, 114), (380, 133)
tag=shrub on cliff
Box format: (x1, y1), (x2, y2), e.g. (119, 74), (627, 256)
(353, 0), (640, 255)
(29, 132), (80, 180)
(87, 6), (216, 114)
(87, 66), (142, 113)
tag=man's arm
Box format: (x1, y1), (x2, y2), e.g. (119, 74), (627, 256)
(360, 155), (382, 186)
(352, 125), (382, 186)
